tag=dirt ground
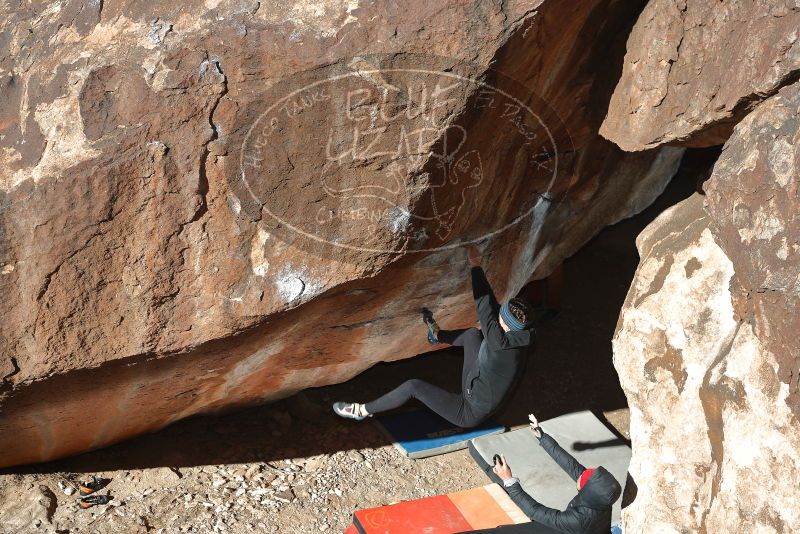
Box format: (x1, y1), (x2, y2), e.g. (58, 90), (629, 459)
(0, 151), (711, 534)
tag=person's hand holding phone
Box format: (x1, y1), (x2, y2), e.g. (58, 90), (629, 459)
(492, 454), (513, 481)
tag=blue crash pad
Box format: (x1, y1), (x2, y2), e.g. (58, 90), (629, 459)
(374, 410), (505, 459)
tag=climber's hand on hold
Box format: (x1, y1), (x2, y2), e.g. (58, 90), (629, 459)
(467, 245), (481, 267)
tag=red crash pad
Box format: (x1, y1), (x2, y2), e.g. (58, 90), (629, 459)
(352, 484), (528, 533)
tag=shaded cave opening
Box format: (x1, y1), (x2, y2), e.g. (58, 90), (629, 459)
(328, 145), (721, 437)
(5, 147), (721, 475)
(498, 145), (721, 432)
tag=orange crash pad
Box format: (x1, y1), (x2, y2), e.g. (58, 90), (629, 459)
(352, 484), (529, 533)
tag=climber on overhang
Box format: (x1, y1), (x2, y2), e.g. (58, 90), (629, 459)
(332, 244), (535, 428)
(469, 414), (622, 534)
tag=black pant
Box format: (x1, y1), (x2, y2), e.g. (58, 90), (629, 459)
(364, 328), (486, 427)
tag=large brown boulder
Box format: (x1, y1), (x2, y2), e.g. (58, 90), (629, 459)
(0, 0), (683, 467)
(600, 0), (800, 151)
(615, 194), (800, 533)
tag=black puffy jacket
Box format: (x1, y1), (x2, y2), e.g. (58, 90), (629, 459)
(464, 266), (532, 416)
(505, 432), (622, 534)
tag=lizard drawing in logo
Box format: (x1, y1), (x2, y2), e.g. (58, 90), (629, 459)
(320, 123), (484, 242)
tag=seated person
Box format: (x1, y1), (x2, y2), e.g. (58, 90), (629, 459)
(482, 414), (622, 534)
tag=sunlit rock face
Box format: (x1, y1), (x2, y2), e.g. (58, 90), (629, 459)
(0, 0), (684, 467)
(614, 83), (800, 534)
(615, 195), (800, 533)
(600, 0), (800, 151)
(605, 3), (800, 529)
(704, 80), (800, 420)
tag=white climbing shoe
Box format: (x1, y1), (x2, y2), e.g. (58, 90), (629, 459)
(332, 402), (369, 421)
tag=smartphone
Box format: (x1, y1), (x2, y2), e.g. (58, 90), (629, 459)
(493, 454), (502, 466)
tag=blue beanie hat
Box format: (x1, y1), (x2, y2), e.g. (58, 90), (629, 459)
(500, 299), (531, 331)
